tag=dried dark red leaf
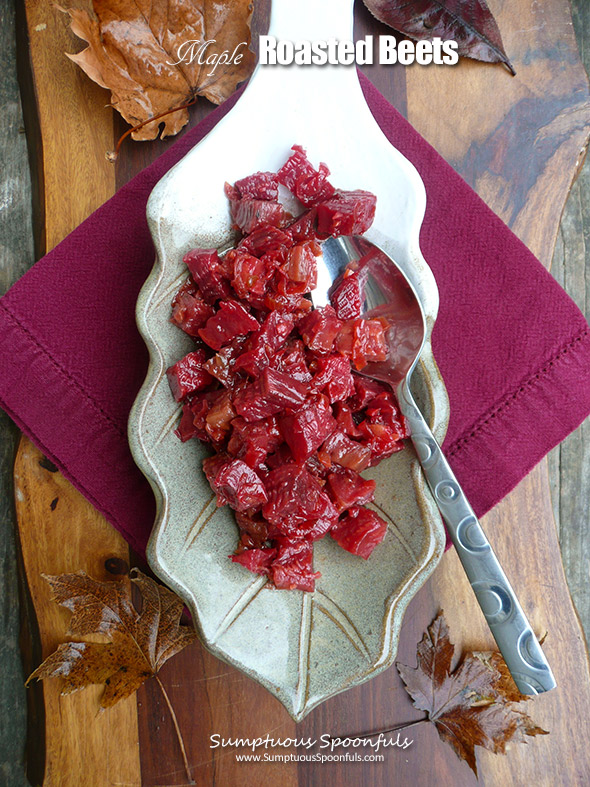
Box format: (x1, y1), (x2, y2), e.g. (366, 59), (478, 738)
(363, 0), (514, 74)
(396, 612), (547, 776)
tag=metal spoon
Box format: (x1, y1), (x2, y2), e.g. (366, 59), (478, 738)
(316, 234), (556, 695)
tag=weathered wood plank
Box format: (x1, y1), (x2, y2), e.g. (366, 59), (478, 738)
(0, 0), (35, 783)
(548, 0), (590, 650)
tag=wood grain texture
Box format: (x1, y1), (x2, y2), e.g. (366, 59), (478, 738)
(11, 0), (590, 784)
(548, 0), (590, 649)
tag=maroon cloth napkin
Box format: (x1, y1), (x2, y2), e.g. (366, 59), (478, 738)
(1, 75), (590, 555)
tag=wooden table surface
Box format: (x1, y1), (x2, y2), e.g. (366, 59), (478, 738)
(2, 0), (590, 785)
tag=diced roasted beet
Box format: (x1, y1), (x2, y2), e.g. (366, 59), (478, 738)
(198, 301), (259, 351)
(332, 401), (363, 437)
(316, 190), (377, 237)
(365, 392), (410, 438)
(263, 290), (313, 315)
(331, 507), (388, 559)
(260, 367), (308, 410)
(270, 340), (313, 383)
(270, 539), (320, 592)
(335, 318), (389, 370)
(170, 281), (215, 337)
(230, 197), (290, 234)
(330, 270), (366, 320)
(277, 145), (317, 192)
(263, 465), (338, 533)
(231, 547), (278, 575)
(358, 421), (405, 466)
(227, 416), (283, 469)
(166, 350), (213, 402)
(205, 390), (236, 443)
(282, 241), (319, 293)
(298, 305), (343, 354)
(203, 336), (248, 386)
(318, 431), (371, 472)
(326, 469), (376, 513)
(234, 171), (279, 201)
(233, 379), (283, 422)
(183, 248), (231, 304)
(227, 249), (270, 300)
(235, 510), (277, 545)
(234, 311), (295, 377)
(287, 208), (318, 242)
(204, 456), (267, 512)
(311, 354), (354, 402)
(349, 375), (389, 411)
(295, 164), (335, 207)
(279, 395), (337, 462)
(238, 224), (292, 258)
(175, 403), (201, 442)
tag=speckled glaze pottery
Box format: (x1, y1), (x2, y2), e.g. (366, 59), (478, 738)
(128, 1), (449, 721)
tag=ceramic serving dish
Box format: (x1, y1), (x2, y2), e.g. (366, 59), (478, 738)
(128, 1), (449, 721)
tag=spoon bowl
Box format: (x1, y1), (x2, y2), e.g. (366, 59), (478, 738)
(317, 234), (557, 695)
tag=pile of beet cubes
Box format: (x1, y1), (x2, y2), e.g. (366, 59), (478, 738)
(166, 146), (408, 591)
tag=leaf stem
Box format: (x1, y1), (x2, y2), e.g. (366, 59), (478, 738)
(155, 675), (195, 784)
(107, 96), (199, 161)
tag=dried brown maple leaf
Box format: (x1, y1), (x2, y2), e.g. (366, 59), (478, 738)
(27, 569), (197, 707)
(60, 0), (256, 140)
(396, 612), (547, 776)
(363, 0), (514, 74)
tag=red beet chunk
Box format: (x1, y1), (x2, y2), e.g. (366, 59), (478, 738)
(282, 241), (319, 293)
(175, 403), (200, 442)
(366, 392), (410, 438)
(359, 421), (405, 466)
(270, 340), (313, 383)
(299, 305), (343, 354)
(270, 539), (320, 592)
(311, 354), (354, 402)
(234, 171), (279, 201)
(318, 430), (371, 472)
(166, 350), (213, 402)
(326, 469), (376, 513)
(198, 301), (259, 351)
(203, 336), (248, 386)
(238, 224), (292, 258)
(295, 164), (335, 207)
(235, 510), (278, 546)
(233, 379), (283, 422)
(170, 282), (214, 337)
(261, 367), (308, 410)
(184, 248), (231, 304)
(287, 209), (318, 242)
(332, 401), (363, 438)
(316, 190), (377, 237)
(228, 249), (270, 300)
(277, 145), (317, 191)
(330, 270), (366, 320)
(263, 290), (313, 315)
(204, 456), (267, 512)
(349, 375), (389, 410)
(227, 416), (283, 469)
(331, 507), (388, 559)
(279, 395), (337, 462)
(230, 197), (290, 234)
(231, 547), (277, 575)
(262, 465), (338, 533)
(205, 390), (236, 443)
(335, 318), (388, 370)
(234, 311), (295, 377)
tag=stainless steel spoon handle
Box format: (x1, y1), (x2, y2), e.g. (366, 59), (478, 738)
(397, 378), (556, 694)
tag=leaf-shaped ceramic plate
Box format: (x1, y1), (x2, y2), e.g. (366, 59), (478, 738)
(128, 10), (448, 720)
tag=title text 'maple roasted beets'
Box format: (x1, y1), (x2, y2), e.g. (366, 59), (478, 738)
(166, 146), (409, 592)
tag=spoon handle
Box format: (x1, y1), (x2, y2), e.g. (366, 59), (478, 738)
(397, 378), (556, 694)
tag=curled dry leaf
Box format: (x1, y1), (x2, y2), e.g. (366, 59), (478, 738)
(27, 569), (197, 707)
(362, 0), (514, 74)
(396, 612), (547, 777)
(60, 0), (256, 140)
